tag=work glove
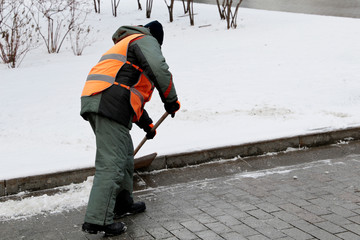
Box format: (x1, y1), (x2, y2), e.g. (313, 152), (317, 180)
(164, 100), (180, 118)
(143, 123), (156, 139)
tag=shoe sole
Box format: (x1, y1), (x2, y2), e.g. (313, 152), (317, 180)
(104, 226), (127, 237)
(82, 225), (127, 236)
(114, 206), (146, 219)
(82, 228), (99, 234)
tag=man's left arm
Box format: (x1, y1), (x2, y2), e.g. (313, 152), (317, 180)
(135, 110), (156, 139)
(134, 36), (179, 106)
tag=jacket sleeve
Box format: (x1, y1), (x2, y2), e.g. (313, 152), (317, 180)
(135, 109), (153, 130)
(133, 36), (178, 104)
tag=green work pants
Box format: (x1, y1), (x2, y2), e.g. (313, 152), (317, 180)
(84, 113), (134, 225)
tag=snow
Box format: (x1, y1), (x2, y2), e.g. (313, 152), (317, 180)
(0, 178), (93, 220)
(0, 0), (360, 180)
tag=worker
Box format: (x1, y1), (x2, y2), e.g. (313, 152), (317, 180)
(80, 20), (180, 236)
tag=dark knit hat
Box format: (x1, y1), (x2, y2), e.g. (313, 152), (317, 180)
(144, 20), (164, 46)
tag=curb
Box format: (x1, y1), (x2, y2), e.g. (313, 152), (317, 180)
(1, 126), (360, 197)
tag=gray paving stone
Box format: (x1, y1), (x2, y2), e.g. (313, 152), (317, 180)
(130, 235), (154, 240)
(341, 202), (360, 210)
(275, 237), (296, 240)
(256, 202), (281, 213)
(343, 223), (360, 236)
(246, 209), (274, 220)
(308, 227), (342, 240)
(181, 220), (208, 232)
(211, 200), (235, 210)
(204, 221), (232, 235)
(126, 224), (151, 239)
(336, 231), (360, 240)
(199, 206), (225, 218)
(255, 226), (286, 239)
(231, 202), (258, 211)
(291, 190), (318, 201)
(321, 213), (353, 225)
(281, 227), (313, 240)
(161, 221), (184, 231)
(301, 204), (331, 216)
(146, 227), (173, 239)
(314, 221), (346, 234)
(241, 216), (269, 229)
(215, 215), (242, 226)
(272, 210), (300, 222)
(197, 193), (219, 202)
(195, 230), (224, 240)
(296, 210), (325, 223)
(264, 218), (292, 230)
(229, 224), (259, 237)
(220, 231), (247, 240)
(222, 207), (250, 219)
(289, 220), (318, 232)
(279, 203), (304, 214)
(287, 198), (312, 207)
(348, 215), (360, 224)
(247, 234), (270, 240)
(182, 208), (203, 216)
(170, 228), (198, 240)
(262, 195), (288, 205)
(191, 212), (217, 224)
(308, 198), (332, 207)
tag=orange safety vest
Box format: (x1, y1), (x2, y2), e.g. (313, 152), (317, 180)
(81, 33), (154, 122)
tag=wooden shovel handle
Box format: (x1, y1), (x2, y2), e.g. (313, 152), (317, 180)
(133, 112), (169, 156)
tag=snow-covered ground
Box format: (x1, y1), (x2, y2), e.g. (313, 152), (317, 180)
(1, 0), (360, 181)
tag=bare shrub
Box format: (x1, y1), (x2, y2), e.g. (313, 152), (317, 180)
(0, 0), (38, 68)
(146, 0), (153, 18)
(187, 0), (194, 26)
(29, 0), (77, 53)
(137, 0), (142, 10)
(68, 0), (92, 56)
(111, 0), (120, 17)
(93, 0), (100, 13)
(164, 0), (175, 22)
(69, 25), (93, 56)
(216, 0), (243, 29)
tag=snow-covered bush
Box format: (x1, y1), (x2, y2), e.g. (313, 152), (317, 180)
(69, 25), (93, 56)
(0, 0), (38, 68)
(29, 0), (92, 54)
(68, 0), (93, 56)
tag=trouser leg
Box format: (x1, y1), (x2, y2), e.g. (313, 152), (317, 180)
(114, 138), (135, 213)
(114, 190), (133, 213)
(84, 113), (134, 225)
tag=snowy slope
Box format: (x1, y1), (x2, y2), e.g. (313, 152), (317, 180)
(0, 0), (360, 180)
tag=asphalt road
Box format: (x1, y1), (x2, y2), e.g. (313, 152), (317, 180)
(192, 0), (360, 18)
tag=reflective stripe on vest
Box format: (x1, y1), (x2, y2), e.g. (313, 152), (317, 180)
(81, 33), (144, 97)
(81, 33), (155, 122)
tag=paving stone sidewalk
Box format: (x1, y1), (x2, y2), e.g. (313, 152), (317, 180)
(1, 150), (360, 239)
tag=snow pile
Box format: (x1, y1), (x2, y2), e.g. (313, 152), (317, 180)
(0, 0), (359, 180)
(0, 177), (93, 220)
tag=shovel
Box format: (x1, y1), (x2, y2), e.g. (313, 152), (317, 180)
(133, 112), (169, 169)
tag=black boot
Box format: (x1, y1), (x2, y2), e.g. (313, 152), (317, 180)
(114, 190), (146, 219)
(82, 222), (127, 236)
(114, 201), (146, 219)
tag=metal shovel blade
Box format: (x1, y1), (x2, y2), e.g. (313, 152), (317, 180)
(134, 152), (157, 170)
